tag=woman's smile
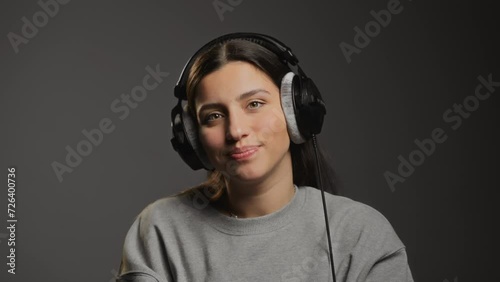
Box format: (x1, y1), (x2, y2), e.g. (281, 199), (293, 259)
(229, 146), (260, 161)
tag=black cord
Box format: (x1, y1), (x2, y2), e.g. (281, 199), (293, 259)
(311, 134), (336, 282)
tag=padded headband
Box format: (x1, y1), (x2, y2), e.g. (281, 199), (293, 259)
(174, 32), (307, 100)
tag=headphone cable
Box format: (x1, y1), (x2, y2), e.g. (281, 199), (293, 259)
(311, 134), (337, 282)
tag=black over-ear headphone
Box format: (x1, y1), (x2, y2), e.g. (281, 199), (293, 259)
(170, 32), (327, 171)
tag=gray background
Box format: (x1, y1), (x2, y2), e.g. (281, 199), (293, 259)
(1, 0), (498, 281)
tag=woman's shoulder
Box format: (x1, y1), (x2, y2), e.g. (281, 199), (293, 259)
(132, 189), (208, 227)
(302, 185), (378, 216)
(301, 186), (406, 250)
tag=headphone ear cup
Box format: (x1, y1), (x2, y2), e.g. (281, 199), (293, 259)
(299, 77), (326, 136)
(171, 106), (200, 170)
(280, 72), (307, 144)
(171, 103), (206, 170)
(181, 104), (214, 170)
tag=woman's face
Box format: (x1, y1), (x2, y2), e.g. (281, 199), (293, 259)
(194, 61), (291, 183)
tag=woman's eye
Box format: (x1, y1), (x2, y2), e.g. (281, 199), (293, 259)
(248, 101), (264, 109)
(205, 113), (222, 122)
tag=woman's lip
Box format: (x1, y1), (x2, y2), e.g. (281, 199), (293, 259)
(229, 147), (259, 160)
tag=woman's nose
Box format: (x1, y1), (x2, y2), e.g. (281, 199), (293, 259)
(225, 109), (249, 141)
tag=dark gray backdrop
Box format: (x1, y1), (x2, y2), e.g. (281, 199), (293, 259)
(1, 0), (498, 281)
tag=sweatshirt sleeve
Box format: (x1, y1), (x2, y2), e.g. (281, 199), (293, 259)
(116, 204), (173, 282)
(365, 247), (414, 282)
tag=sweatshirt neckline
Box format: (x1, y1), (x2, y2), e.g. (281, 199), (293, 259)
(203, 184), (305, 235)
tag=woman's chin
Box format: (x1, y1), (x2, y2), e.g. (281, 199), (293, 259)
(223, 166), (264, 183)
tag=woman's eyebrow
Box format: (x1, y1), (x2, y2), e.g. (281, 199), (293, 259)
(197, 89), (270, 114)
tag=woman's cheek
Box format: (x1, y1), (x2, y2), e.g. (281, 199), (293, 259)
(256, 109), (287, 143)
(200, 129), (224, 157)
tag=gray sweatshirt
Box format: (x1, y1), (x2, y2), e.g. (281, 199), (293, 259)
(116, 185), (414, 281)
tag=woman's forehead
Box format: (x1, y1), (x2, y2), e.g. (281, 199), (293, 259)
(194, 61), (278, 104)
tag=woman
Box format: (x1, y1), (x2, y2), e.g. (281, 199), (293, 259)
(116, 32), (414, 282)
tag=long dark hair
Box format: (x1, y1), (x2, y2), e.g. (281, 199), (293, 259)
(177, 38), (341, 201)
